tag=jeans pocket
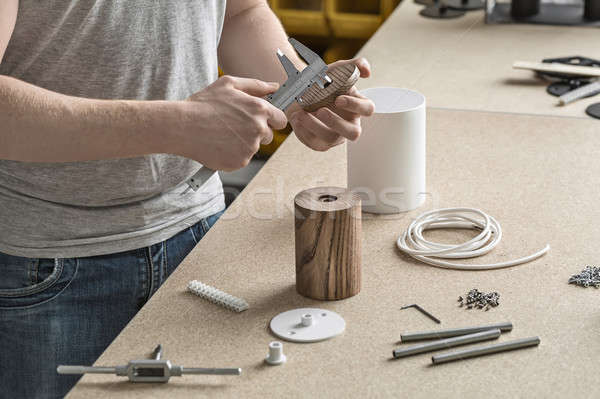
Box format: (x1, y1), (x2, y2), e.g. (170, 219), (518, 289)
(0, 252), (78, 309)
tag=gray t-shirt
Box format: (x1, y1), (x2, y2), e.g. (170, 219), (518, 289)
(0, 0), (227, 258)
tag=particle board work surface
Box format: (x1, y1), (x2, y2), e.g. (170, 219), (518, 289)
(356, 1), (600, 118)
(69, 109), (600, 398)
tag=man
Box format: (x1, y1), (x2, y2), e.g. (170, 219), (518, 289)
(0, 1), (374, 397)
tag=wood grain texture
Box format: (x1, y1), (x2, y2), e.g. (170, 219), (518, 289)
(299, 63), (360, 112)
(294, 187), (361, 300)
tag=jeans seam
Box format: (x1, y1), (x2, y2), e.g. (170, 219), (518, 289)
(145, 248), (154, 301)
(163, 240), (168, 281)
(189, 226), (198, 244)
(153, 247), (160, 295)
(27, 259), (34, 285)
(32, 259), (39, 285)
(137, 248), (147, 305)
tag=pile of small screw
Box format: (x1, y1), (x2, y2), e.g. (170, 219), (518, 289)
(458, 289), (500, 311)
(568, 266), (600, 288)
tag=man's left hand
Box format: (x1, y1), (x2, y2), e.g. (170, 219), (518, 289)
(286, 57), (375, 151)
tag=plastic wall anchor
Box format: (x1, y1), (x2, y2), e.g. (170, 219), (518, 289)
(265, 341), (286, 365)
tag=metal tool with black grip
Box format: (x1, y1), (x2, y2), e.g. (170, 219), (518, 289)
(184, 37), (359, 193)
(57, 345), (241, 383)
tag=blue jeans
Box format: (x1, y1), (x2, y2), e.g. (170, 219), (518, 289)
(0, 211), (222, 399)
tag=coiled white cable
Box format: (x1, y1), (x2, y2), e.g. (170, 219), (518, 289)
(188, 280), (249, 312)
(396, 208), (550, 270)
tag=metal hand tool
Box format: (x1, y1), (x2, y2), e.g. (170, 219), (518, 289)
(393, 329), (501, 359)
(57, 344), (242, 383)
(266, 38), (332, 110)
(400, 304), (441, 324)
(184, 37), (336, 193)
(558, 81), (600, 105)
(431, 336), (540, 364)
(400, 321), (513, 342)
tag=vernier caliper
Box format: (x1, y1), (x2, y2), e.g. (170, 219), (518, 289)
(184, 37), (335, 193)
(57, 344), (241, 383)
(266, 38), (332, 109)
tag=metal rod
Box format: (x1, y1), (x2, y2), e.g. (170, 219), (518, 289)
(431, 336), (540, 364)
(393, 329), (501, 359)
(400, 304), (441, 324)
(181, 367), (242, 376)
(57, 365), (117, 375)
(400, 321), (513, 342)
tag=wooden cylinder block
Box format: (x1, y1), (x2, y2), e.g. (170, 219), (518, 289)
(294, 187), (362, 300)
(299, 63), (360, 113)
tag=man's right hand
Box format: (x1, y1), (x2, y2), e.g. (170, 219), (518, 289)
(176, 75), (288, 171)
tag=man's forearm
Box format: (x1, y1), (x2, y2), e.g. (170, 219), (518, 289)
(217, 0), (374, 154)
(218, 1), (305, 87)
(0, 75), (178, 162)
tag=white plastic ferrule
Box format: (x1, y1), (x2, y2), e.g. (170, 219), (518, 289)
(301, 314), (314, 327)
(265, 341), (286, 365)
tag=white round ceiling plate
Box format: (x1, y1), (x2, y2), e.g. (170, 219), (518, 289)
(270, 308), (345, 343)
